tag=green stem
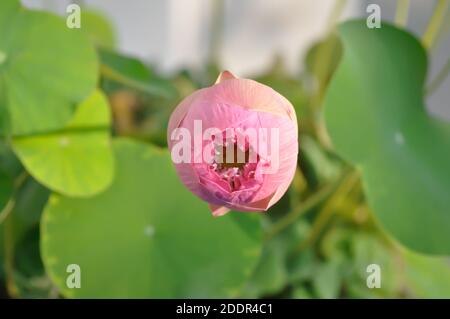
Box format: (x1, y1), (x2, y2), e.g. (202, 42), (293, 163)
(3, 200), (18, 298)
(309, 0), (346, 148)
(395, 0), (411, 27)
(313, 0), (347, 95)
(422, 0), (449, 50)
(0, 171), (27, 225)
(434, 10), (450, 51)
(1, 171), (28, 298)
(427, 58), (450, 95)
(0, 198), (14, 225)
(315, 114), (333, 149)
(293, 169), (360, 253)
(14, 171), (28, 189)
(326, 0), (347, 31)
(319, 0), (347, 79)
(265, 177), (341, 241)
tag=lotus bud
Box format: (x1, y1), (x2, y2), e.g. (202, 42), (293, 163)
(168, 71), (298, 216)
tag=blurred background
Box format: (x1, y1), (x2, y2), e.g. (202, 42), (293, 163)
(22, 0), (450, 119)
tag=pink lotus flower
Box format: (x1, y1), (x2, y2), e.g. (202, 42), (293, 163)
(168, 71), (298, 216)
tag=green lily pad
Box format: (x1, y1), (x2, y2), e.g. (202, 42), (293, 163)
(403, 250), (450, 298)
(41, 138), (262, 298)
(0, 0), (98, 135)
(12, 90), (114, 197)
(324, 20), (450, 254)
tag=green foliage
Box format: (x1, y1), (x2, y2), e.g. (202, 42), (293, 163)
(0, 1), (449, 299)
(402, 250), (450, 298)
(14, 177), (49, 227)
(12, 90), (114, 197)
(0, 169), (12, 211)
(41, 139), (262, 298)
(300, 135), (342, 187)
(324, 20), (450, 255)
(0, 0), (98, 136)
(243, 219), (311, 298)
(81, 10), (116, 49)
(0, 141), (22, 178)
(99, 49), (177, 99)
(14, 227), (53, 298)
(0, 225), (4, 280)
(313, 260), (342, 298)
(305, 33), (342, 91)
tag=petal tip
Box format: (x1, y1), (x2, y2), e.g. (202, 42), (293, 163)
(209, 204), (231, 217)
(215, 70), (237, 84)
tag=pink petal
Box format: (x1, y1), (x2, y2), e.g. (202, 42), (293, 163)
(209, 204), (230, 217)
(167, 88), (206, 149)
(201, 78), (297, 122)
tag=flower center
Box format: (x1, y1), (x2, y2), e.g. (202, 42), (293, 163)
(209, 138), (260, 192)
(216, 142), (250, 169)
